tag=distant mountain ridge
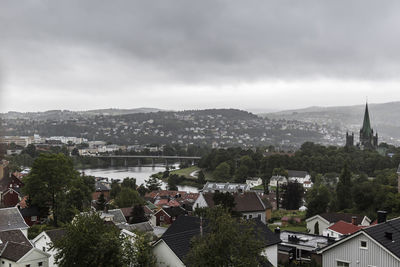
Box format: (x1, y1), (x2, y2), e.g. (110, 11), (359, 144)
(262, 101), (400, 143)
(1, 107), (162, 120)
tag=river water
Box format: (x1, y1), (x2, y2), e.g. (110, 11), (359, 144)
(81, 165), (199, 193)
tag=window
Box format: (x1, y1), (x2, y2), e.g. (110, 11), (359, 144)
(31, 216), (37, 222)
(337, 261), (349, 267)
(160, 216), (164, 221)
(360, 240), (367, 249)
(249, 215), (252, 219)
(38, 262), (43, 266)
(25, 265), (30, 267)
(42, 246), (46, 252)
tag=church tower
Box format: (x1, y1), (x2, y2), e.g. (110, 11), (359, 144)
(359, 102), (378, 149)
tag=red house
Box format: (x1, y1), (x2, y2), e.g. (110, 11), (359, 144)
(1, 188), (21, 207)
(152, 206), (187, 226)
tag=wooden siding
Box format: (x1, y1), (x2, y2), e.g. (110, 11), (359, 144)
(322, 232), (400, 267)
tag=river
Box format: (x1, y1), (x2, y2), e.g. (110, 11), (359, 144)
(81, 165), (199, 193)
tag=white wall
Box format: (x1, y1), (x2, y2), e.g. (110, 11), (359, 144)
(192, 193), (208, 210)
(32, 233), (58, 267)
(18, 249), (49, 267)
(262, 244), (278, 267)
(153, 240), (185, 267)
(306, 216), (330, 235)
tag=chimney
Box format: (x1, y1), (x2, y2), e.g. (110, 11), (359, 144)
(274, 227), (280, 235)
(385, 232), (393, 241)
(377, 211), (387, 224)
(351, 216), (357, 225)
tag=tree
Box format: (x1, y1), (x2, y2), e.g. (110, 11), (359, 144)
(71, 147), (79, 156)
(121, 177), (136, 189)
(130, 204), (147, 224)
(127, 232), (157, 267)
(197, 170), (206, 184)
(137, 184), (148, 196)
(53, 212), (137, 267)
(212, 162), (231, 181)
(213, 192), (236, 212)
(114, 187), (143, 208)
(110, 180), (121, 199)
(185, 207), (268, 266)
(281, 181), (304, 210)
(336, 163), (353, 210)
(23, 153), (86, 226)
(145, 176), (162, 191)
(97, 193), (106, 211)
(234, 165), (249, 183)
(306, 184), (331, 218)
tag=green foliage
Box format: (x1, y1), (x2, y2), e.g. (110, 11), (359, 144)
(53, 212), (138, 267)
(281, 181), (304, 210)
(213, 192), (236, 212)
(306, 185), (331, 218)
(23, 153), (93, 226)
(126, 232), (157, 267)
(145, 176), (162, 191)
(97, 193), (106, 211)
(212, 162), (231, 181)
(336, 164), (353, 210)
(114, 187), (143, 208)
(110, 180), (121, 199)
(121, 177), (136, 189)
(130, 204), (147, 224)
(28, 224), (57, 240)
(185, 207), (268, 266)
(197, 170), (206, 184)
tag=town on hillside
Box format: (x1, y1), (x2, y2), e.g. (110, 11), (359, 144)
(0, 103), (400, 267)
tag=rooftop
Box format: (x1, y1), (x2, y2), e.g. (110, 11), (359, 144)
(0, 207), (29, 232)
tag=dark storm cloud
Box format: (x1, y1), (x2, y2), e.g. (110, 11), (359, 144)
(2, 0), (400, 83)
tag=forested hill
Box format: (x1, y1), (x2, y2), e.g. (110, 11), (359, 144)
(0, 108), (344, 148)
(261, 101), (400, 144)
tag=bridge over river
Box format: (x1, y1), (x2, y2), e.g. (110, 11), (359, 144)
(86, 155), (201, 167)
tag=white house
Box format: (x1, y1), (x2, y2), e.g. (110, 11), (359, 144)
(319, 217), (400, 267)
(269, 176), (287, 187)
(32, 229), (66, 267)
(306, 213), (371, 235)
(246, 178), (263, 188)
(0, 229), (50, 267)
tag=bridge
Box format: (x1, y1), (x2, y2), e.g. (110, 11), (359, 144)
(86, 154), (201, 167)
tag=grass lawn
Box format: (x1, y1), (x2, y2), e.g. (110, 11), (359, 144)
(170, 166), (200, 179)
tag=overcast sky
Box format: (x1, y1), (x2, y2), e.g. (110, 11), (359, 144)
(1, 0), (400, 113)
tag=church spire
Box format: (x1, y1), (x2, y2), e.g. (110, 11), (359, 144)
(361, 102), (372, 137)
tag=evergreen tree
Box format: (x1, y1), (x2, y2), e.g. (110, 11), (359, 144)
(130, 204), (147, 224)
(336, 163), (353, 210)
(146, 176), (162, 191)
(197, 170), (206, 184)
(97, 193), (106, 211)
(281, 181), (304, 210)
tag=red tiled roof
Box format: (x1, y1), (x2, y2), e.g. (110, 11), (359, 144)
(328, 220), (364, 235)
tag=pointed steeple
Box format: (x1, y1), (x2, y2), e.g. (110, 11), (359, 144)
(361, 102), (372, 137)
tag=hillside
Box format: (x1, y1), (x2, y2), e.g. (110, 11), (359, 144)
(262, 101), (400, 144)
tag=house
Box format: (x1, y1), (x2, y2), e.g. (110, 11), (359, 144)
(152, 215), (281, 267)
(117, 221), (154, 234)
(287, 170), (311, 184)
(246, 177), (263, 188)
(20, 206), (42, 226)
(151, 206), (187, 226)
(323, 220), (365, 240)
(201, 182), (251, 193)
(277, 229), (335, 265)
(269, 176), (288, 187)
(32, 229), (66, 267)
(318, 213), (400, 267)
(91, 180), (111, 201)
(306, 213), (371, 235)
(193, 192), (268, 224)
(0, 207), (29, 237)
(1, 187), (22, 207)
(0, 229), (50, 267)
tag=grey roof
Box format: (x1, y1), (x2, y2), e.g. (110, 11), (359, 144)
(107, 209), (127, 224)
(202, 182), (251, 193)
(95, 181), (111, 192)
(280, 230), (334, 251)
(118, 221), (153, 233)
(287, 170), (309, 178)
(45, 229), (66, 242)
(363, 217), (400, 259)
(0, 207), (29, 232)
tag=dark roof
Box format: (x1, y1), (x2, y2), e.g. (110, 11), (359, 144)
(45, 229), (66, 242)
(158, 216), (279, 262)
(163, 206), (187, 217)
(202, 192), (266, 212)
(19, 206), (40, 217)
(0, 207), (29, 232)
(287, 170), (309, 178)
(95, 181), (110, 192)
(363, 217), (400, 259)
(1, 241), (33, 262)
(0, 229), (31, 252)
(320, 213), (365, 225)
